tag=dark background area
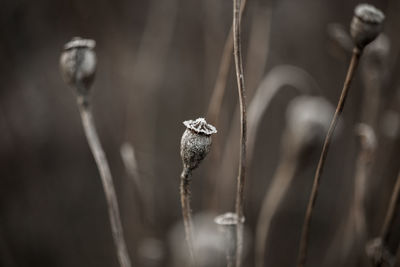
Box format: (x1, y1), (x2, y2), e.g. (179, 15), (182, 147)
(0, 0), (399, 266)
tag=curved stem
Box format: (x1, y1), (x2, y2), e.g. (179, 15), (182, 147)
(255, 144), (298, 267)
(180, 168), (196, 266)
(232, 0), (247, 266)
(296, 47), (362, 267)
(207, 0), (247, 126)
(78, 100), (132, 267)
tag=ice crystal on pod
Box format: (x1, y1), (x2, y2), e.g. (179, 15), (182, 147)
(183, 118), (217, 135)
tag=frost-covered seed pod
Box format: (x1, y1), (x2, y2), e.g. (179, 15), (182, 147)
(180, 118), (217, 171)
(350, 4), (385, 49)
(60, 37), (97, 95)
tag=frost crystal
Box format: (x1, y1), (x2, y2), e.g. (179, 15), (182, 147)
(354, 4), (385, 24)
(183, 118), (217, 135)
(64, 37), (96, 50)
(214, 212), (244, 226)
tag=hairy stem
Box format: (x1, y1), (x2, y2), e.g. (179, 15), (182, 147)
(77, 98), (132, 267)
(296, 47), (362, 267)
(232, 0), (247, 266)
(180, 168), (196, 266)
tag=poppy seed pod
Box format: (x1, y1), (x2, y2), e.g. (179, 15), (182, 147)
(215, 212), (245, 262)
(60, 37), (97, 95)
(286, 96), (335, 150)
(350, 4), (385, 49)
(180, 118), (217, 171)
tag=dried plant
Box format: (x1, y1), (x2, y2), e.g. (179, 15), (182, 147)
(366, 170), (400, 267)
(215, 212), (245, 267)
(180, 118), (217, 266)
(60, 37), (132, 267)
(297, 4), (385, 267)
(232, 0), (247, 265)
(255, 96), (334, 267)
(214, 65), (319, 209)
(206, 0), (247, 126)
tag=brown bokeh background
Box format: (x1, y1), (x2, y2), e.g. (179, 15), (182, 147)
(1, 0), (399, 266)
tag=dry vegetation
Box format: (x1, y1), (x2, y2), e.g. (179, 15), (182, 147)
(1, 0), (400, 267)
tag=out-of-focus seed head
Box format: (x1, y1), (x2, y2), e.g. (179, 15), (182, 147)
(60, 37), (97, 95)
(180, 118), (217, 171)
(214, 212), (245, 228)
(169, 212), (250, 267)
(214, 212), (245, 261)
(366, 238), (395, 267)
(286, 96), (335, 151)
(350, 4), (385, 49)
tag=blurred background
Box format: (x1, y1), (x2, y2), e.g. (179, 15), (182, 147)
(1, 0), (399, 266)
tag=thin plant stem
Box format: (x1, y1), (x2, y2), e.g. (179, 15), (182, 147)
(296, 47), (362, 267)
(207, 0), (247, 125)
(206, 0), (247, 211)
(180, 168), (196, 266)
(381, 171), (400, 249)
(368, 170), (400, 267)
(77, 98), (132, 267)
(232, 0), (247, 266)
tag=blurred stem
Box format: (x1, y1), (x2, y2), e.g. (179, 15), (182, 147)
(180, 167), (196, 267)
(233, 0), (247, 266)
(380, 171), (400, 252)
(207, 0), (247, 126)
(255, 138), (299, 267)
(77, 95), (132, 267)
(296, 47), (362, 267)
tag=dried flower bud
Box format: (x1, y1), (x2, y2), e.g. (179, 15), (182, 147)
(60, 37), (97, 95)
(286, 96), (335, 151)
(350, 4), (385, 49)
(366, 238), (395, 267)
(214, 212), (245, 262)
(180, 118), (217, 171)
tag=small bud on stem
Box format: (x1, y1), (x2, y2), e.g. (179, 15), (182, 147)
(60, 37), (97, 106)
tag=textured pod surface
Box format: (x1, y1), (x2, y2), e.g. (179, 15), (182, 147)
(350, 4), (385, 49)
(180, 129), (212, 171)
(60, 37), (97, 93)
(180, 118), (216, 171)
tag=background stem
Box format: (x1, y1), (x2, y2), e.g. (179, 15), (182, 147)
(381, 171), (400, 253)
(296, 47), (362, 267)
(255, 146), (298, 267)
(78, 100), (132, 267)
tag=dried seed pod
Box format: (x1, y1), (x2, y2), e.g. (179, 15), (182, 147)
(366, 238), (396, 267)
(215, 212), (245, 263)
(285, 96), (335, 150)
(60, 37), (97, 95)
(180, 118), (217, 171)
(350, 4), (385, 49)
